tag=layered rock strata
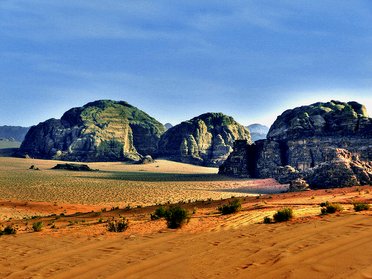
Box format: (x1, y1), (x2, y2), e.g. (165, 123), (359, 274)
(158, 113), (251, 166)
(20, 100), (165, 162)
(219, 101), (372, 188)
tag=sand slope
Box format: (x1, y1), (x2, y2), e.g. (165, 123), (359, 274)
(0, 157), (285, 207)
(0, 214), (371, 279)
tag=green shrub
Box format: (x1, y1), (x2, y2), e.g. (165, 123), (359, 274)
(263, 216), (272, 224)
(353, 202), (370, 212)
(32, 221), (44, 232)
(164, 206), (190, 229)
(273, 208), (293, 222)
(320, 202), (343, 214)
(0, 225), (17, 235)
(151, 206), (167, 220)
(107, 218), (128, 232)
(218, 199), (242, 215)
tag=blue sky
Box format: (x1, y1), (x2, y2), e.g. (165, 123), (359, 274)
(1, 1), (371, 127)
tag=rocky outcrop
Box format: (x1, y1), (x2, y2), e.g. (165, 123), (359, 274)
(289, 178), (309, 192)
(20, 100), (165, 162)
(247, 124), (269, 142)
(220, 101), (372, 188)
(52, 163), (97, 171)
(158, 113), (251, 166)
(303, 148), (372, 188)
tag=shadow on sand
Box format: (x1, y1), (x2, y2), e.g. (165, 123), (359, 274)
(78, 171), (243, 182)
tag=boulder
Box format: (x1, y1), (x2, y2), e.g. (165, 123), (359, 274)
(289, 178), (309, 192)
(158, 113), (251, 167)
(138, 155), (155, 164)
(20, 100), (165, 162)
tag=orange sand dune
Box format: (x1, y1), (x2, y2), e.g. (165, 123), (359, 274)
(0, 214), (371, 279)
(0, 157), (371, 278)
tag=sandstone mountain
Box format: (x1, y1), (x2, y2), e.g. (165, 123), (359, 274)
(158, 113), (251, 167)
(247, 123), (269, 142)
(220, 101), (372, 188)
(20, 100), (165, 162)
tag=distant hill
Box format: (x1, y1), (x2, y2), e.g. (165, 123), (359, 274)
(164, 123), (173, 130)
(247, 124), (269, 141)
(0, 126), (29, 142)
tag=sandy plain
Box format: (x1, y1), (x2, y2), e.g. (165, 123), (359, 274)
(0, 157), (371, 278)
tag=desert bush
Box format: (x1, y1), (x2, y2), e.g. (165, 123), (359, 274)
(151, 206), (167, 220)
(263, 216), (272, 224)
(218, 199), (242, 215)
(0, 225), (17, 235)
(107, 218), (128, 232)
(273, 208), (293, 222)
(164, 206), (190, 229)
(353, 202), (370, 212)
(32, 221), (44, 232)
(320, 202), (343, 214)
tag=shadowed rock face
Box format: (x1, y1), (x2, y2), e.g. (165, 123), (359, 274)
(219, 101), (372, 188)
(158, 113), (251, 167)
(20, 100), (165, 162)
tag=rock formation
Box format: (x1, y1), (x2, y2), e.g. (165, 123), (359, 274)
(158, 113), (251, 166)
(20, 100), (165, 162)
(52, 163), (97, 171)
(247, 123), (269, 142)
(220, 101), (372, 188)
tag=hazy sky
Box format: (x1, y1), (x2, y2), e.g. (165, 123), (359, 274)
(1, 1), (371, 127)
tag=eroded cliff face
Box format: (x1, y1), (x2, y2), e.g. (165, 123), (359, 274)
(158, 113), (251, 166)
(219, 101), (372, 188)
(20, 100), (165, 162)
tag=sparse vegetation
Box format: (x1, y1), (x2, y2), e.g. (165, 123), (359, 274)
(107, 218), (129, 232)
(320, 201), (343, 214)
(0, 225), (17, 235)
(164, 206), (190, 229)
(151, 206), (167, 220)
(32, 221), (44, 232)
(218, 199), (242, 215)
(273, 208), (293, 222)
(263, 216), (272, 224)
(353, 202), (370, 212)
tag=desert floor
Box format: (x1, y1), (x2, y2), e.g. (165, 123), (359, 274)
(0, 157), (371, 278)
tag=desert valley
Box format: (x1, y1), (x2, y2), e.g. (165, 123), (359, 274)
(0, 99), (371, 279)
(1, 2), (372, 278)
